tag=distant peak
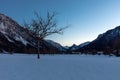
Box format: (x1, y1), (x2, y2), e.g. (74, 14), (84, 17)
(72, 44), (77, 46)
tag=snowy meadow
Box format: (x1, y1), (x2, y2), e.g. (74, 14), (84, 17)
(0, 54), (120, 80)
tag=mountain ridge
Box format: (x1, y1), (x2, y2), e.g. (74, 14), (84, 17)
(77, 25), (120, 56)
(0, 13), (61, 53)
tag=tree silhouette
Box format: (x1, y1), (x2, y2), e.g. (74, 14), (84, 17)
(23, 11), (68, 59)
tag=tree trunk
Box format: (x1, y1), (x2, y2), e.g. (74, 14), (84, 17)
(37, 39), (40, 59)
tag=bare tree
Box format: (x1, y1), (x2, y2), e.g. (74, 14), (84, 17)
(23, 12), (68, 59)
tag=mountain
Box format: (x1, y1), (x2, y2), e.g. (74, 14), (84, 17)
(78, 41), (90, 48)
(68, 42), (90, 51)
(64, 46), (69, 49)
(46, 40), (66, 52)
(0, 13), (60, 53)
(77, 26), (120, 55)
(69, 44), (78, 51)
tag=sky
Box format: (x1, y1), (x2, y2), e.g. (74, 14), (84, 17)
(0, 0), (120, 46)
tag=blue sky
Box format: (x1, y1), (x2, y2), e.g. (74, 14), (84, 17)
(0, 0), (120, 46)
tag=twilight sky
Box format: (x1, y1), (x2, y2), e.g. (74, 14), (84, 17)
(0, 0), (120, 46)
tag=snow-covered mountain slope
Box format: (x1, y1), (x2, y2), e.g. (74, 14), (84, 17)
(64, 46), (69, 49)
(69, 44), (78, 51)
(0, 13), (35, 45)
(69, 42), (90, 51)
(78, 25), (120, 55)
(0, 13), (60, 53)
(78, 41), (90, 48)
(46, 40), (66, 51)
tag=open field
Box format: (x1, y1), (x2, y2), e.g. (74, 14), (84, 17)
(0, 54), (120, 80)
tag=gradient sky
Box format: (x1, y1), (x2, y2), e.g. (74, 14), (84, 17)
(0, 0), (120, 46)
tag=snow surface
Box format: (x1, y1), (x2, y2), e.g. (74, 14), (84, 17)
(15, 35), (28, 45)
(0, 23), (5, 30)
(0, 54), (120, 80)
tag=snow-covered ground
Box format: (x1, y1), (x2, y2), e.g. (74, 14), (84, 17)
(0, 54), (120, 80)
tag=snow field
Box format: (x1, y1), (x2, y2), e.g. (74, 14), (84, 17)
(0, 54), (120, 80)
